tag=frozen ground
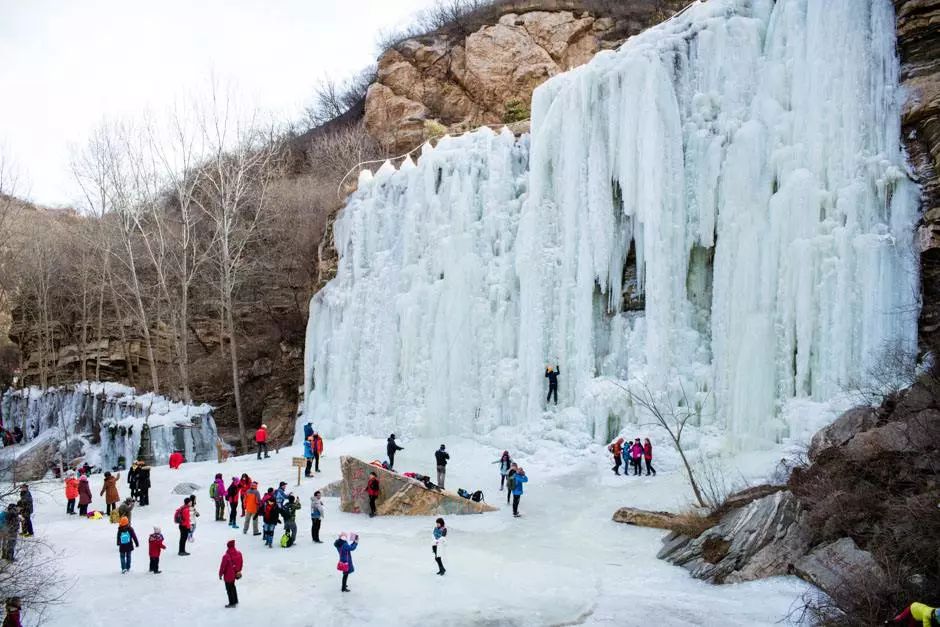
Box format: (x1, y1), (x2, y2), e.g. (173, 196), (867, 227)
(18, 436), (813, 626)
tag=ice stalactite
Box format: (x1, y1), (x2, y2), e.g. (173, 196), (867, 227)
(303, 0), (920, 449)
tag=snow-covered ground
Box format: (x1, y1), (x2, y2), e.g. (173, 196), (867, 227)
(18, 436), (813, 626)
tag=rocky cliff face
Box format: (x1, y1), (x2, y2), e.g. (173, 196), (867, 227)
(895, 0), (940, 350)
(364, 1), (688, 154)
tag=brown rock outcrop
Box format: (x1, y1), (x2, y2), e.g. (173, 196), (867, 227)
(338, 456), (498, 516)
(612, 506), (678, 530)
(365, 2), (688, 154)
(894, 0), (940, 350)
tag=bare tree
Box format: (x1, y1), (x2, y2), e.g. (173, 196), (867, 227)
(608, 378), (709, 508)
(193, 85), (283, 450)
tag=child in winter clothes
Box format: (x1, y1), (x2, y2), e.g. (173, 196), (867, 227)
(64, 471), (79, 515)
(211, 473), (226, 521)
(281, 494), (301, 547)
(432, 518), (447, 575)
(148, 526), (166, 573)
(493, 451), (513, 490)
(116, 516), (139, 573)
(187, 495), (200, 541)
(77, 473), (92, 516)
(310, 491), (324, 543)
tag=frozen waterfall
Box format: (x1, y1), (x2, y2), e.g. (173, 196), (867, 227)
(303, 0), (920, 448)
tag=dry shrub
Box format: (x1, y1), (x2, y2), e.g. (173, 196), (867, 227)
(669, 509), (717, 538)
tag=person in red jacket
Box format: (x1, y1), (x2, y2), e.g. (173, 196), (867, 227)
(169, 450), (184, 469)
(643, 438), (656, 476)
(64, 471), (79, 515)
(366, 472), (380, 518)
(148, 526), (166, 574)
(255, 425), (268, 460)
(176, 497), (192, 556)
(218, 539), (243, 608)
(237, 474), (251, 516)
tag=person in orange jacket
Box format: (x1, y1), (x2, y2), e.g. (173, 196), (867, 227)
(310, 431), (324, 473)
(242, 482), (261, 536)
(608, 437), (624, 476)
(255, 424), (269, 460)
(64, 471), (79, 515)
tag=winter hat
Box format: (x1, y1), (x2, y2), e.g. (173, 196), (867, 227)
(227, 539), (236, 548)
(66, 470), (75, 477)
(261, 424), (267, 429)
(231, 476), (239, 481)
(251, 481), (258, 487)
(153, 526), (161, 534)
(279, 481), (287, 487)
(215, 473), (222, 479)
(119, 516), (129, 526)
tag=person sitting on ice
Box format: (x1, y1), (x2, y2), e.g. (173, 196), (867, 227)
(544, 364), (560, 406)
(887, 602), (938, 626)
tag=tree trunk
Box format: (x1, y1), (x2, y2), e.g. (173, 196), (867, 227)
(674, 437), (706, 508)
(94, 274), (105, 381)
(225, 302), (247, 451)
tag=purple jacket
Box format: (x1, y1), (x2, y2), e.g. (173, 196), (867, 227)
(214, 478), (226, 499)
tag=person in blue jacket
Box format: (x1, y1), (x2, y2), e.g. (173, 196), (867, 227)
(303, 439), (315, 477)
(334, 532), (358, 592)
(511, 468), (528, 518)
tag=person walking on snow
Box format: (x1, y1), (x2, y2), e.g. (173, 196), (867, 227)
(238, 474), (251, 516)
(255, 424), (269, 460)
(311, 431), (324, 473)
(435, 445), (450, 489)
(226, 478), (240, 528)
(334, 532), (358, 592)
(100, 472), (120, 516)
(219, 539), (243, 608)
(366, 472), (380, 518)
(242, 482), (261, 536)
(505, 463), (518, 505)
(387, 434), (404, 470)
(116, 516), (139, 573)
(77, 473), (92, 516)
(511, 468), (528, 517)
(127, 461), (140, 500)
(887, 602), (938, 626)
(310, 491), (324, 543)
(432, 518), (447, 575)
(545, 365), (560, 405)
(211, 473), (226, 521)
(187, 494), (200, 541)
(64, 471), (79, 515)
(148, 526), (166, 573)
(608, 437), (624, 476)
(175, 497), (192, 556)
(643, 438), (656, 476)
(282, 494), (300, 547)
(261, 494), (280, 548)
(274, 482), (288, 511)
(630, 438), (643, 476)
(137, 464), (151, 506)
(17, 486), (33, 537)
(493, 451), (513, 490)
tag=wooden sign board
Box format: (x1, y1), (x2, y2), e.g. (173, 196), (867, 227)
(292, 456), (306, 486)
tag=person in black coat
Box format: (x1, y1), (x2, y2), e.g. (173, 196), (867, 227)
(136, 465), (151, 506)
(434, 445), (450, 489)
(386, 434), (404, 470)
(127, 462), (140, 499)
(545, 365), (560, 405)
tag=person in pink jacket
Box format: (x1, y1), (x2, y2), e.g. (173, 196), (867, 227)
(218, 539), (244, 608)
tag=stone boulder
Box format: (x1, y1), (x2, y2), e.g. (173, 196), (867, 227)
(792, 537), (885, 611)
(840, 408), (940, 463)
(3, 436), (59, 481)
(808, 407), (878, 462)
(657, 490), (812, 584)
(612, 507), (678, 530)
(339, 456), (497, 516)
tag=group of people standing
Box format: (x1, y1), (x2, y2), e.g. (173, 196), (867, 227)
(608, 437), (655, 476)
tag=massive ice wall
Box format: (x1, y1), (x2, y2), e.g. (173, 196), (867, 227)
(1, 383), (218, 470)
(303, 0), (920, 448)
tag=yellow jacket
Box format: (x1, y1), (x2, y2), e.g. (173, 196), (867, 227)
(910, 603), (937, 627)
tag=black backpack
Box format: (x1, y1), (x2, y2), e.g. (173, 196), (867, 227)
(470, 490), (484, 503)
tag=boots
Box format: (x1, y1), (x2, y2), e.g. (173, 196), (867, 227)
(435, 557), (446, 575)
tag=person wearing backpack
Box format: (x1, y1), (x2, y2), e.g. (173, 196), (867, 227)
(241, 482), (261, 536)
(643, 438), (656, 476)
(226, 477), (240, 528)
(310, 490), (324, 543)
(281, 494), (300, 547)
(261, 497), (280, 548)
(511, 468), (528, 518)
(432, 518), (447, 575)
(434, 445), (450, 489)
(78, 473), (92, 516)
(334, 532), (358, 592)
(366, 472), (380, 518)
(218, 539), (244, 608)
(211, 473), (226, 521)
(64, 471), (79, 515)
(386, 434), (403, 470)
(492, 451), (512, 490)
(505, 463), (518, 505)
(116, 516), (139, 573)
(100, 472), (120, 516)
(608, 437), (624, 476)
(148, 526), (166, 574)
(175, 497), (192, 556)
